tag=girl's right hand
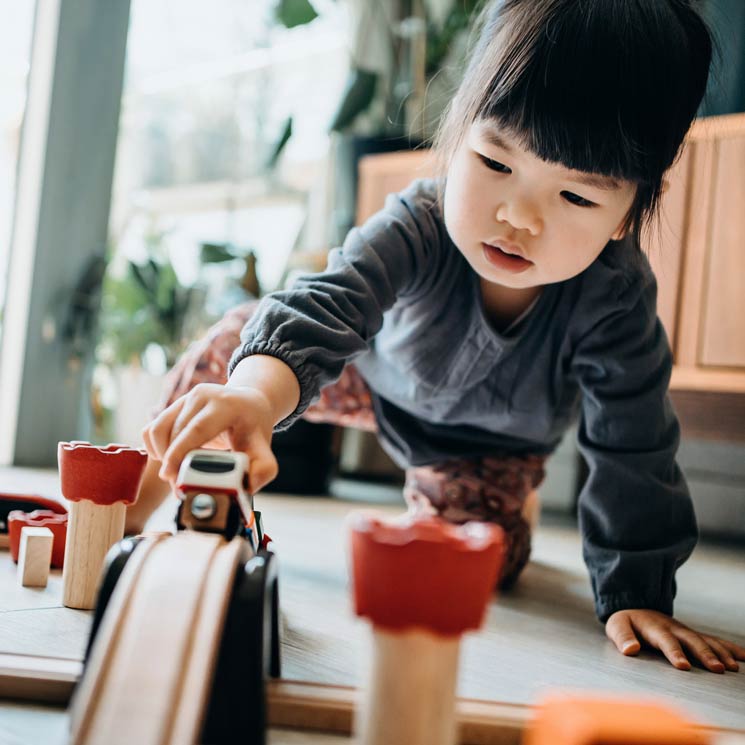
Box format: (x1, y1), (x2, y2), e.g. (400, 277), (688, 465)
(142, 383), (279, 493)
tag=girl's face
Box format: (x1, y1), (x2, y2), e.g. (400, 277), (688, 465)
(443, 120), (638, 290)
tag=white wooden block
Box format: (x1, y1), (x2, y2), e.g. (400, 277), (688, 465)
(18, 526), (54, 588)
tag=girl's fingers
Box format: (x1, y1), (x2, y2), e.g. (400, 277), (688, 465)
(170, 389), (211, 443)
(141, 425), (157, 461)
(161, 406), (228, 482)
(645, 628), (691, 671)
(676, 630), (725, 673)
(701, 636), (739, 672)
(605, 613), (641, 656)
(144, 398), (186, 461)
(721, 639), (745, 661)
(242, 433), (279, 493)
(607, 612), (742, 674)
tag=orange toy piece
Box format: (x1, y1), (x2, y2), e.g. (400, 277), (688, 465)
(58, 441), (147, 610)
(524, 694), (712, 745)
(9, 510), (68, 568)
(350, 513), (505, 745)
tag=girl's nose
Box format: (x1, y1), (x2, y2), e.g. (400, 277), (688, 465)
(495, 199), (543, 236)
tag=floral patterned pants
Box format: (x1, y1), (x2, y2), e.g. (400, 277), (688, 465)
(158, 301), (546, 587)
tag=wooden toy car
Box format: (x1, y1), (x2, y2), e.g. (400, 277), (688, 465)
(175, 449), (265, 549)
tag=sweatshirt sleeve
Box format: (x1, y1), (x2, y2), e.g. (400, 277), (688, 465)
(227, 180), (443, 430)
(571, 262), (697, 623)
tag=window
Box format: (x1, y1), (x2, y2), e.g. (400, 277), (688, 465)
(0, 4), (36, 336)
(96, 0), (350, 443)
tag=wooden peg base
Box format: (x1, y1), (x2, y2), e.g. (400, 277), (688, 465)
(357, 628), (460, 745)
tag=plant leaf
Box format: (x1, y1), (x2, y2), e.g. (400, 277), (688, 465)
(129, 262), (154, 297)
(201, 242), (235, 263)
(329, 68), (378, 132)
(266, 116), (294, 170)
(275, 0), (318, 29)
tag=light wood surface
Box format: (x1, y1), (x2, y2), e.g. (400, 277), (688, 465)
(355, 149), (436, 225)
(671, 368), (745, 394)
(676, 134), (717, 366)
(0, 653), (80, 704)
(360, 629), (460, 745)
(18, 527), (53, 588)
(70, 533), (233, 745)
(701, 133), (745, 367)
(5, 659), (745, 745)
(644, 141), (690, 346)
(1, 468), (744, 739)
(62, 500), (126, 610)
(0, 700), (352, 745)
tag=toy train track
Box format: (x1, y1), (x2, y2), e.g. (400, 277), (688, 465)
(70, 531), (279, 745)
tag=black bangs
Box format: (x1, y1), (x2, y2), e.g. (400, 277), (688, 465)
(476, 0), (712, 184)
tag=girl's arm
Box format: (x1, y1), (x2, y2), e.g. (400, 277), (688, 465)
(572, 266), (692, 622)
(146, 180), (444, 484)
(148, 354), (301, 486)
(228, 179), (445, 429)
(571, 265), (744, 671)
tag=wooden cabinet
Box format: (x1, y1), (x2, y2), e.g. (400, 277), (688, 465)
(651, 114), (745, 440)
(699, 134), (745, 367)
(356, 113), (745, 440)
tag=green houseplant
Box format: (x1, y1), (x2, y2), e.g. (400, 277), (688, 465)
(271, 0), (484, 241)
(98, 232), (196, 370)
(94, 230), (199, 444)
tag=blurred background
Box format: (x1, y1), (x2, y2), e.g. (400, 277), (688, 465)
(0, 0), (743, 537)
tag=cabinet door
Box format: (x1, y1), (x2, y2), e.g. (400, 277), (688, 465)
(645, 145), (690, 347)
(700, 134), (745, 368)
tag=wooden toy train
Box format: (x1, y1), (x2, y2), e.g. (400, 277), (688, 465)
(68, 449), (280, 745)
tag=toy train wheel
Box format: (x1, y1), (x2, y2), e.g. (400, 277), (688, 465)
(71, 531), (280, 745)
(84, 535), (147, 661)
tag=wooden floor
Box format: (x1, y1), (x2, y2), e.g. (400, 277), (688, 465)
(1, 466), (744, 743)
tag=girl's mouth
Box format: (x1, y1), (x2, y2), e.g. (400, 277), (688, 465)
(481, 242), (533, 274)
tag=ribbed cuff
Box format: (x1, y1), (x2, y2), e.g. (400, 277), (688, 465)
(228, 341), (319, 431)
(595, 591), (674, 624)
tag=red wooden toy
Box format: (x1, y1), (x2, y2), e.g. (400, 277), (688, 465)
(58, 441), (147, 506)
(0, 492), (65, 549)
(8, 509), (68, 568)
(58, 441), (147, 609)
(350, 513), (505, 745)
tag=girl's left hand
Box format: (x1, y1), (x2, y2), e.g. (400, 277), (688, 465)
(606, 609), (745, 672)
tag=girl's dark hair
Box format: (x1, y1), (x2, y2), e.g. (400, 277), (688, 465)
(434, 0), (713, 246)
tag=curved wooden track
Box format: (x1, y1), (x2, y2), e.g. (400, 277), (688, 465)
(69, 532), (245, 745)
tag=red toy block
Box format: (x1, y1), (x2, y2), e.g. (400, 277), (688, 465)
(9, 510), (68, 568)
(350, 513), (505, 636)
(58, 441), (147, 506)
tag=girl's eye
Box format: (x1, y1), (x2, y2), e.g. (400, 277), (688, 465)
(561, 191), (596, 207)
(478, 154), (511, 174)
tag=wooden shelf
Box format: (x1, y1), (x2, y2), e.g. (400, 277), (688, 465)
(670, 367), (745, 441)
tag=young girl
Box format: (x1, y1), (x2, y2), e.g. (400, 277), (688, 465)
(140, 0), (745, 672)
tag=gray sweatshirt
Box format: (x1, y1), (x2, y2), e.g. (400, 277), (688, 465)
(229, 178), (696, 622)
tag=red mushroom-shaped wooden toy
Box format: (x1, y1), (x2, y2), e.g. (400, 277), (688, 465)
(58, 442), (147, 609)
(349, 513), (505, 745)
